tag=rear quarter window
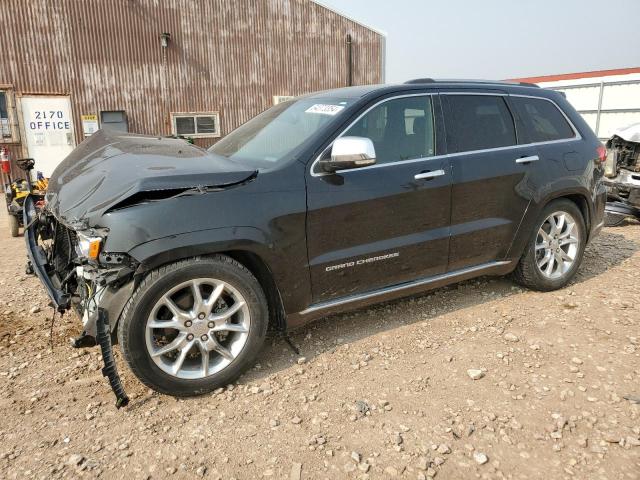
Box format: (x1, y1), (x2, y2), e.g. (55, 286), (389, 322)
(511, 96), (575, 143)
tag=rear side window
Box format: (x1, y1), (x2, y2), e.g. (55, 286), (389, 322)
(445, 95), (516, 153)
(511, 96), (575, 143)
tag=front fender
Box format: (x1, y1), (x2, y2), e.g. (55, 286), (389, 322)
(129, 226), (273, 272)
(127, 226), (312, 317)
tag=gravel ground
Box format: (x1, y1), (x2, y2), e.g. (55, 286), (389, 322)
(0, 207), (639, 480)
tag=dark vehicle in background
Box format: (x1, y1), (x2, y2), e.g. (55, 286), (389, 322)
(603, 123), (640, 226)
(25, 80), (606, 397)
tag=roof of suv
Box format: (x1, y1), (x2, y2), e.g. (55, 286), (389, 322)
(311, 79), (547, 100)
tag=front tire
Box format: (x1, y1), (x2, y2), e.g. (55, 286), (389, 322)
(513, 199), (586, 291)
(118, 255), (268, 397)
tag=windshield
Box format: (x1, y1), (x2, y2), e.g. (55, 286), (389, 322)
(210, 97), (355, 167)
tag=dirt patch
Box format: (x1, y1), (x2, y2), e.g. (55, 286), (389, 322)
(0, 209), (639, 480)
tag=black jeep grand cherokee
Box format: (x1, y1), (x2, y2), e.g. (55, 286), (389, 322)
(26, 80), (606, 397)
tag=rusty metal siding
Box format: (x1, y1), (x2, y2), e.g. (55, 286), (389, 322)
(0, 0), (383, 151)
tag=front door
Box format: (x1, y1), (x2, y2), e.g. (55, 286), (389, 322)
(306, 94), (451, 303)
(20, 95), (76, 177)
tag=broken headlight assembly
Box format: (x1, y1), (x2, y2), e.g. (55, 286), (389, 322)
(75, 231), (103, 262)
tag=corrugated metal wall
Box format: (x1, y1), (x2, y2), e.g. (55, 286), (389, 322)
(0, 0), (383, 157)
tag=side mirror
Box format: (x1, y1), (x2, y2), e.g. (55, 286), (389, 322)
(319, 136), (376, 173)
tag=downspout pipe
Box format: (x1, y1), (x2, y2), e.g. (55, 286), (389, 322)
(346, 34), (353, 86)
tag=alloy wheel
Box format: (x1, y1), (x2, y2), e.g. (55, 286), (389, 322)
(535, 211), (580, 280)
(144, 278), (251, 379)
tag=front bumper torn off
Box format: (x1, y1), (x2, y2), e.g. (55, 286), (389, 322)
(23, 196), (130, 408)
(23, 196), (70, 313)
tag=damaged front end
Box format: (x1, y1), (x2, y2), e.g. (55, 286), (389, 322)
(604, 123), (640, 225)
(26, 129), (256, 342)
(24, 130), (260, 406)
(24, 196), (135, 407)
(24, 197), (137, 339)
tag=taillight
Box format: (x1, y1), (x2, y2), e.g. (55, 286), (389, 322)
(596, 145), (607, 164)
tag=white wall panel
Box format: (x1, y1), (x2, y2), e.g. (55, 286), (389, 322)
(601, 83), (640, 110)
(559, 86), (600, 111)
(598, 112), (640, 139)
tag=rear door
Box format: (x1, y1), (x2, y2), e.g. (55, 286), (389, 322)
(442, 93), (539, 271)
(20, 95), (76, 177)
(306, 93), (451, 303)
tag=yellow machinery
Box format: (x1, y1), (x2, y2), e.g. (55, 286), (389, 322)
(4, 159), (48, 237)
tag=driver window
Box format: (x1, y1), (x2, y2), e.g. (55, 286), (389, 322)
(343, 96), (435, 165)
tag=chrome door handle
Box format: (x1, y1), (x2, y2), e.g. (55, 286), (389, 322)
(515, 155), (540, 164)
(414, 169), (445, 180)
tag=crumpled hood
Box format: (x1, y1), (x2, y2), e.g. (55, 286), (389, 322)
(613, 122), (640, 143)
(46, 130), (257, 227)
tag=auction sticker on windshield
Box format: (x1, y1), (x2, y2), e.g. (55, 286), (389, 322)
(305, 104), (345, 115)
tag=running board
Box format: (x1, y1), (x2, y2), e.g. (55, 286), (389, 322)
(300, 260), (512, 315)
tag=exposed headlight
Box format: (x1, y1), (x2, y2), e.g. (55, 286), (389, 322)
(604, 149), (618, 178)
(76, 232), (103, 261)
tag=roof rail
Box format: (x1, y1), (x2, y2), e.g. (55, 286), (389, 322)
(404, 78), (540, 88)
(404, 78), (435, 84)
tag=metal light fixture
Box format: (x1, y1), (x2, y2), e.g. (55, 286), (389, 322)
(160, 32), (171, 48)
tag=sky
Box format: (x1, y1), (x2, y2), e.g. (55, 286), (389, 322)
(318, 0), (640, 83)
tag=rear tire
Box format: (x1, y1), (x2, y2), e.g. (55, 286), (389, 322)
(9, 215), (19, 237)
(118, 255), (268, 397)
(513, 199), (586, 291)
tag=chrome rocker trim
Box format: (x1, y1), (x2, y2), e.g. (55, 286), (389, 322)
(299, 260), (512, 315)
